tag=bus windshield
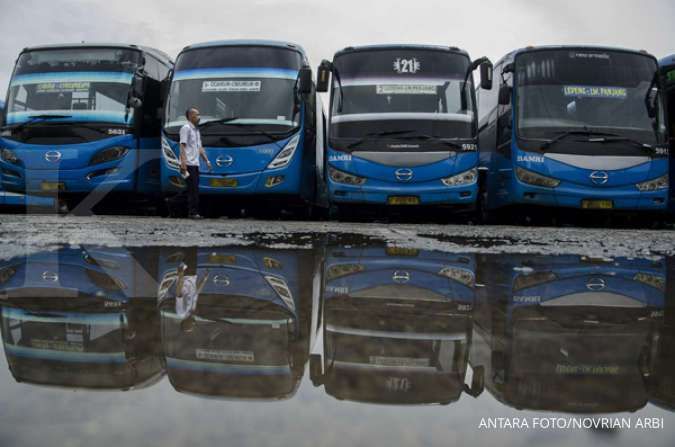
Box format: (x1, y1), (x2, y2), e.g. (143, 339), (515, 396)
(164, 46), (303, 135)
(516, 49), (666, 145)
(5, 48), (141, 126)
(330, 49), (475, 144)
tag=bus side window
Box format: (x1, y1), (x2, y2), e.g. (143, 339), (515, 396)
(496, 67), (513, 156)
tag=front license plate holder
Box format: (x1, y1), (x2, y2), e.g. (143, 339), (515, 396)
(387, 196), (420, 205)
(581, 199), (613, 209)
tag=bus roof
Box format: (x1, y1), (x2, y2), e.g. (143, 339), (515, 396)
(334, 44), (469, 59)
(659, 54), (675, 68)
(181, 39), (307, 59)
(20, 42), (173, 65)
(495, 45), (656, 67)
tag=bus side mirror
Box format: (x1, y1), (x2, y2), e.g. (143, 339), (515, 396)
(298, 65), (313, 95)
(160, 73), (172, 102)
(464, 365), (485, 398)
(645, 87), (658, 118)
(480, 63), (493, 90)
(498, 85), (512, 105)
(316, 60), (332, 93)
(132, 68), (146, 97)
(127, 96), (143, 109)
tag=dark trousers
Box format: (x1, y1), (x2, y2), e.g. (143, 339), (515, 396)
(186, 165), (200, 216)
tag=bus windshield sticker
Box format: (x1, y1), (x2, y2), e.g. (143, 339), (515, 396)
(393, 58), (421, 74)
(36, 81), (90, 94)
(202, 80), (262, 93)
(376, 84), (437, 95)
(569, 52), (611, 60)
(196, 349), (255, 363)
(563, 85), (627, 99)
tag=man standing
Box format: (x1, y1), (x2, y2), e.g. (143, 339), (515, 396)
(180, 107), (212, 218)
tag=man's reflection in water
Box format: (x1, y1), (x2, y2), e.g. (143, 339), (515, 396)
(173, 248), (209, 334)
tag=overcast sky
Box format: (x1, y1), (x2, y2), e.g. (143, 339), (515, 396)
(0, 0), (674, 95)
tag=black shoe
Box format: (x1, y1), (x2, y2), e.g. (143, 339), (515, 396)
(189, 214), (203, 219)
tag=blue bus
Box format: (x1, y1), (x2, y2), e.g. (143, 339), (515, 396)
(471, 254), (664, 413)
(660, 54), (675, 214)
(157, 246), (314, 399)
(0, 44), (173, 213)
(0, 246), (163, 390)
(477, 46), (669, 222)
(161, 40), (325, 216)
(309, 246), (481, 404)
(315, 45), (492, 216)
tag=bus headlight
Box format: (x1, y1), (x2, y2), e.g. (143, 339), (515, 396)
(636, 175), (668, 192)
(515, 166), (560, 188)
(0, 266), (16, 284)
(267, 134), (300, 169)
(513, 271), (557, 291)
(326, 263), (364, 280)
(328, 166), (366, 185)
(265, 275), (295, 311)
(441, 168), (478, 187)
(90, 146), (128, 165)
(162, 136), (180, 169)
(438, 267), (475, 287)
(1, 148), (20, 165)
(633, 272), (665, 291)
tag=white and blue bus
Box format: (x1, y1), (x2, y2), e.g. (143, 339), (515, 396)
(0, 43), (173, 212)
(161, 40), (325, 216)
(477, 46), (669, 222)
(316, 44), (492, 217)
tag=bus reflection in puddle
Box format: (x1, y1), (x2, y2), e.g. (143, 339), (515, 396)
(310, 246), (482, 405)
(471, 254), (666, 413)
(0, 246), (162, 390)
(157, 246), (314, 399)
(0, 243), (672, 416)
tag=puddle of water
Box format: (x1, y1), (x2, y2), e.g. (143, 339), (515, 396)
(0, 243), (673, 446)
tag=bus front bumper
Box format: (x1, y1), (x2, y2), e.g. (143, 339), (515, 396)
(511, 181), (668, 211)
(1, 159), (137, 195)
(161, 165), (302, 196)
(328, 178), (477, 206)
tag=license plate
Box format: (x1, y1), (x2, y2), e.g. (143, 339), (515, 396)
(387, 196), (420, 205)
(581, 199), (613, 209)
(386, 247), (419, 257)
(209, 178), (238, 188)
(41, 182), (65, 192)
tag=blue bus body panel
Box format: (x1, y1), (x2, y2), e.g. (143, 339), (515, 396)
(483, 146), (668, 211)
(0, 247), (139, 302)
(324, 247), (475, 304)
(327, 149), (478, 205)
(161, 129), (306, 196)
(158, 248), (302, 314)
(0, 133), (150, 195)
(503, 256), (665, 317)
(0, 190), (55, 208)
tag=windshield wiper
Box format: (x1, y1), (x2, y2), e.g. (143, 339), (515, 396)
(198, 117), (241, 129)
(540, 129), (619, 151)
(6, 114), (72, 133)
(205, 121), (296, 149)
(585, 136), (656, 155)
